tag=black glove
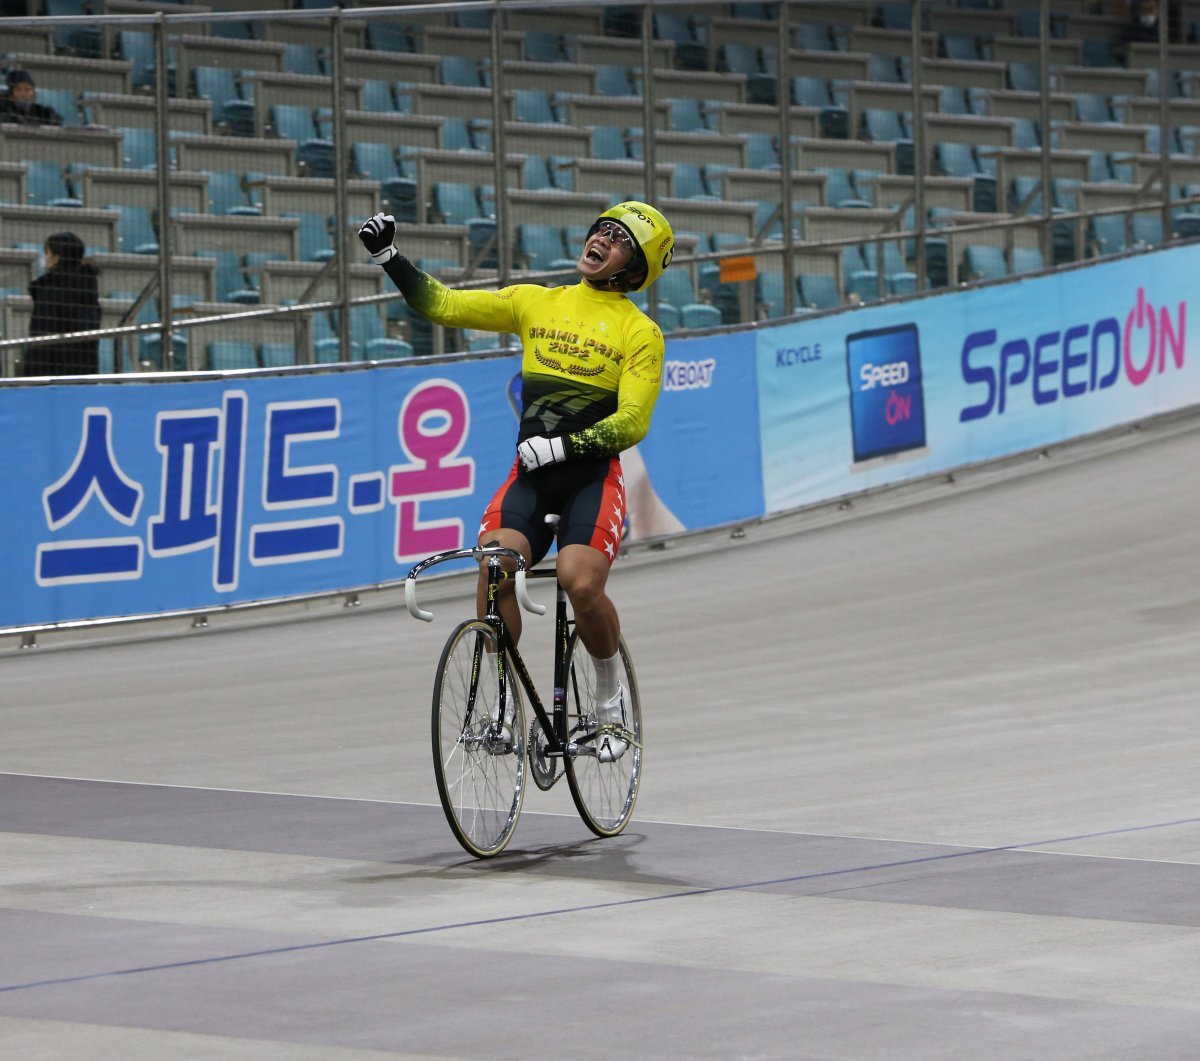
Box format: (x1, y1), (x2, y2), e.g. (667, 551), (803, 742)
(358, 212), (397, 264)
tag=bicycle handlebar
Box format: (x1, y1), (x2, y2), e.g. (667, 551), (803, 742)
(403, 545), (546, 623)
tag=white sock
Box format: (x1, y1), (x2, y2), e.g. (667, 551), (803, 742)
(593, 651), (622, 707)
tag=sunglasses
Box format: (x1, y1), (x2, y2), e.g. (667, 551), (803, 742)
(593, 220), (633, 247)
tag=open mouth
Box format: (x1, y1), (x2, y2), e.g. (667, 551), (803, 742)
(585, 243), (606, 263)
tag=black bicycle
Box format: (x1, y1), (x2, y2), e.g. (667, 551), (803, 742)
(405, 534), (643, 859)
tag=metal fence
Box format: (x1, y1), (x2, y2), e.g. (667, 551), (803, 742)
(1, 0), (1199, 377)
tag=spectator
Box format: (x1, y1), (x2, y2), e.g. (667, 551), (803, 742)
(23, 232), (102, 376)
(0, 69), (64, 127)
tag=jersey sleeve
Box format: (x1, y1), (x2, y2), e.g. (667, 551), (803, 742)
(381, 256), (524, 332)
(565, 318), (664, 458)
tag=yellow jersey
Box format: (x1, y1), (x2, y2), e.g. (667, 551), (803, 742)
(392, 267), (665, 459)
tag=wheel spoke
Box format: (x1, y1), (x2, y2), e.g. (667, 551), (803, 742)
(432, 621), (525, 858)
(565, 634), (641, 837)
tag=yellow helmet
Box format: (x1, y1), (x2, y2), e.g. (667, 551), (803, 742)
(590, 200), (674, 292)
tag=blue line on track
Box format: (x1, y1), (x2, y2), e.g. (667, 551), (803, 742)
(3, 813), (1198, 996)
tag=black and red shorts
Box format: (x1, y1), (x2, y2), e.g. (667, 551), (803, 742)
(480, 456), (626, 565)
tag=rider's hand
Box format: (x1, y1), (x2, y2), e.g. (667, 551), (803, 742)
(358, 212), (397, 264)
(518, 435), (566, 472)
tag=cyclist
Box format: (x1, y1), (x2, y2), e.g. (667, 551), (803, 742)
(358, 201), (674, 761)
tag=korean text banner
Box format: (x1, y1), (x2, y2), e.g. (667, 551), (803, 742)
(758, 246), (1198, 513)
(2, 358), (518, 629)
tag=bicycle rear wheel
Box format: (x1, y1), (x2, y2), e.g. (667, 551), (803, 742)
(432, 620), (526, 858)
(564, 633), (642, 837)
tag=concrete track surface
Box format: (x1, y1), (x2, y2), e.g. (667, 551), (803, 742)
(2, 412), (1198, 1060)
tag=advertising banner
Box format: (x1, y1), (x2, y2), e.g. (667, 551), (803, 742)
(633, 329), (762, 538)
(758, 247), (1198, 513)
(2, 357), (518, 629)
(2, 326), (765, 630)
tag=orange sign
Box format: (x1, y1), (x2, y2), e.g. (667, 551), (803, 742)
(718, 256), (757, 283)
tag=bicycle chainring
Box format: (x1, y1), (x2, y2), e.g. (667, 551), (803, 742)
(529, 720), (559, 790)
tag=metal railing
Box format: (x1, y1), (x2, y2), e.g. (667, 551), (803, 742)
(0, 0), (1197, 378)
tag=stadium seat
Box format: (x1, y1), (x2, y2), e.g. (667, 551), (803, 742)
(118, 30), (174, 93)
(26, 161), (82, 208)
(593, 126), (629, 160)
(656, 267), (697, 313)
(963, 244), (1008, 281)
(653, 12), (709, 71)
(790, 77), (848, 139)
(673, 162), (717, 200)
(595, 65), (637, 97)
(282, 43), (324, 77)
(360, 80), (396, 113)
(207, 341), (258, 371)
(440, 55), (485, 88)
(115, 204), (158, 254)
(513, 89), (558, 125)
(258, 342), (295, 369)
(286, 211), (335, 262)
(36, 87), (81, 127)
(794, 22), (833, 50)
(432, 182), (482, 227)
(653, 303), (681, 333)
(680, 303), (723, 330)
(367, 21), (417, 53)
(140, 331), (188, 371)
(718, 42), (776, 105)
(206, 170), (262, 216)
(1075, 93), (1114, 124)
(1133, 213), (1164, 248)
(669, 98), (715, 134)
(46, 0), (101, 57)
(523, 31), (568, 64)
(797, 273), (839, 309)
(744, 133), (779, 170)
(193, 66), (255, 136)
(517, 223), (567, 271)
(1011, 246), (1046, 274)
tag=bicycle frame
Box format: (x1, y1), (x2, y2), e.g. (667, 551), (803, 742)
(405, 544), (570, 757)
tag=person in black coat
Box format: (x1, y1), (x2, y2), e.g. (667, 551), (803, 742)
(0, 69), (64, 127)
(23, 232), (102, 376)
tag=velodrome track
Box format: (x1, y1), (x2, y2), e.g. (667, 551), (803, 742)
(2, 410), (1198, 1059)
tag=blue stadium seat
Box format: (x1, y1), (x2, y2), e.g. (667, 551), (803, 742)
(680, 302), (723, 330)
(963, 244), (1008, 281)
(193, 66), (254, 136)
(1011, 246), (1046, 274)
(206, 170), (262, 216)
(360, 80), (396, 113)
(432, 182), (482, 226)
(207, 341), (258, 370)
(286, 212), (335, 262)
(797, 273), (839, 309)
(513, 89), (558, 125)
(26, 161), (82, 208)
(523, 31), (568, 63)
(115, 204), (158, 254)
(517, 223), (567, 270)
(258, 342), (295, 369)
(440, 55), (485, 87)
(595, 65), (637, 97)
(367, 21), (417, 53)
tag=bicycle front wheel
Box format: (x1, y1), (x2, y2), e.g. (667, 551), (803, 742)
(564, 633), (642, 837)
(432, 620), (526, 858)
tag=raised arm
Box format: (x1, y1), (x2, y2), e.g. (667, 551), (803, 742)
(358, 212), (519, 333)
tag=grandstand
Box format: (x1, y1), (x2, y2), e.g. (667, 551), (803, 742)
(2, 0), (1200, 373)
